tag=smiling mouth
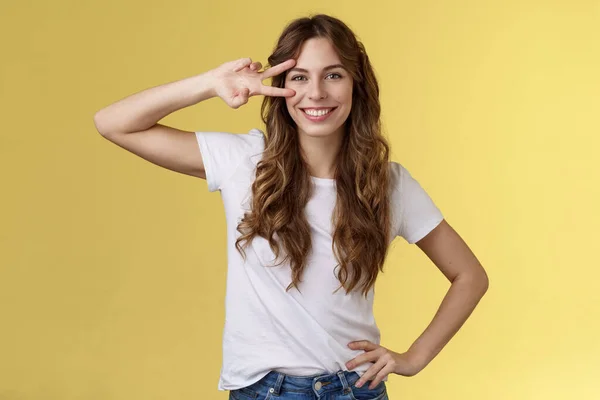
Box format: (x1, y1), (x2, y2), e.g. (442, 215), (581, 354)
(300, 107), (337, 116)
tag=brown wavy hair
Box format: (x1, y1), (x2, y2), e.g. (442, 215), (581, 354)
(235, 14), (392, 297)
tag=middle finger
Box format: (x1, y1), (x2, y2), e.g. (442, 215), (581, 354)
(355, 359), (386, 388)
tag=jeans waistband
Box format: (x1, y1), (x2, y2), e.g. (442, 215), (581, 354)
(258, 370), (361, 396)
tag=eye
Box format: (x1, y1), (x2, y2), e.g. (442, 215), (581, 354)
(290, 73), (343, 81)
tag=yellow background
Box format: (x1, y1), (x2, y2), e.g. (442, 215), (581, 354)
(1, 0), (599, 398)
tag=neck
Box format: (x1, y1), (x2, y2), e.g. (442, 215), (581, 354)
(298, 127), (344, 179)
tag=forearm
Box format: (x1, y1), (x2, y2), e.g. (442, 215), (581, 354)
(93, 71), (217, 135)
(405, 273), (488, 369)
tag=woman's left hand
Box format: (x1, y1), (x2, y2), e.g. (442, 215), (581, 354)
(345, 340), (425, 389)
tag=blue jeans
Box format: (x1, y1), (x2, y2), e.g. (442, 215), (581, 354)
(228, 369), (389, 400)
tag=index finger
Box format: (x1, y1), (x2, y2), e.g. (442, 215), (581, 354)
(261, 59), (296, 80)
(260, 85), (296, 98)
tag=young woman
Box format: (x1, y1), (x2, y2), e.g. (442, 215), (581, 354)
(94, 14), (488, 400)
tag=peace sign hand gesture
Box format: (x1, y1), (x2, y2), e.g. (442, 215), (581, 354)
(210, 57), (296, 109)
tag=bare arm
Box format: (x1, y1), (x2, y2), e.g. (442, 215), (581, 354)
(93, 72), (217, 179)
(407, 219), (489, 369)
(93, 72), (215, 136)
(92, 58), (296, 179)
(340, 219), (489, 386)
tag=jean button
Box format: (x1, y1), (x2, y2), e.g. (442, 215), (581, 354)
(314, 381), (322, 390)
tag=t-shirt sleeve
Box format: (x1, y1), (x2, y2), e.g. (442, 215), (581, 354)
(395, 163), (444, 244)
(194, 128), (264, 192)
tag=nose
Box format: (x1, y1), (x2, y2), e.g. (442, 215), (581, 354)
(308, 80), (327, 100)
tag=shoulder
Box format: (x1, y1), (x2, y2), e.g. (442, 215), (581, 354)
(195, 127), (266, 163)
(194, 128), (266, 192)
(388, 161), (429, 191)
(244, 128), (266, 146)
(245, 128), (266, 164)
(239, 128), (266, 160)
(388, 160), (407, 175)
(388, 161), (406, 192)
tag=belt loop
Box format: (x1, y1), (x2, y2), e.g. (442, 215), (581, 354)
(337, 370), (351, 391)
(272, 372), (285, 395)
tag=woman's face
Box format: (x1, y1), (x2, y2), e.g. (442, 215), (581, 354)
(284, 37), (353, 139)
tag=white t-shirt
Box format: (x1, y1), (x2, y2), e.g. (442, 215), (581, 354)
(195, 128), (444, 391)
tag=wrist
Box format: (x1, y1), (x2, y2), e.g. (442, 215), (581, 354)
(404, 348), (431, 371)
(193, 70), (218, 101)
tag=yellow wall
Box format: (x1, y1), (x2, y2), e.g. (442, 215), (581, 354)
(1, 0), (598, 398)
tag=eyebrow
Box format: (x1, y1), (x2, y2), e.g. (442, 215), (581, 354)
(289, 64), (346, 73)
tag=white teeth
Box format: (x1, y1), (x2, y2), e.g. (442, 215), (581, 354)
(304, 108), (332, 116)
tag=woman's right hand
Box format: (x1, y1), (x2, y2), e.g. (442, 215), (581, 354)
(209, 57), (297, 109)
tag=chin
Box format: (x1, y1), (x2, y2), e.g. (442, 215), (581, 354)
(299, 124), (342, 137)
(293, 114), (349, 138)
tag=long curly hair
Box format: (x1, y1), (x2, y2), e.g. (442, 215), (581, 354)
(235, 14), (392, 298)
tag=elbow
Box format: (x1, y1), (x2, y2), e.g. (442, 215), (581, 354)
(93, 111), (111, 136)
(469, 262), (489, 295)
(457, 267), (489, 296)
(93, 112), (104, 135)
(479, 273), (489, 295)
(474, 268), (489, 295)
